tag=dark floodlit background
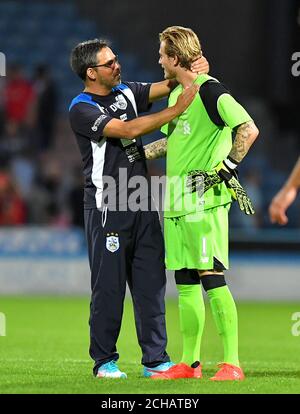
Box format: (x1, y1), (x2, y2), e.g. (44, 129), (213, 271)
(0, 0), (299, 299)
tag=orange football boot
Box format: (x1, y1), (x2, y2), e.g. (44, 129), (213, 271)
(210, 363), (245, 381)
(151, 362), (202, 380)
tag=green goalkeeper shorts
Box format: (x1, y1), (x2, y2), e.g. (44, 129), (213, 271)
(164, 203), (230, 271)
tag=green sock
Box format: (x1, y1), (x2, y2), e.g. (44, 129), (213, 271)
(207, 285), (239, 366)
(177, 284), (205, 366)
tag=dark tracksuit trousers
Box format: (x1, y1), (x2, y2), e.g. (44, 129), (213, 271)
(84, 205), (170, 375)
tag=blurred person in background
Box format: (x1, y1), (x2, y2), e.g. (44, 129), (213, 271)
(0, 171), (27, 225)
(3, 63), (36, 131)
(0, 120), (30, 162)
(37, 154), (70, 226)
(45, 201), (71, 228)
(269, 157), (300, 225)
(9, 148), (37, 203)
(26, 154), (70, 226)
(33, 65), (58, 152)
(0, 76), (5, 137)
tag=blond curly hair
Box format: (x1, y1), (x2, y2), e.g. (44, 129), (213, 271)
(159, 26), (202, 70)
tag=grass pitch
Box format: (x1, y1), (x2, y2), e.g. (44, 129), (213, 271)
(0, 297), (299, 394)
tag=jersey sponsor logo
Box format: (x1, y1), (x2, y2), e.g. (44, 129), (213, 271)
(121, 138), (134, 147)
(120, 113), (128, 121)
(110, 104), (118, 112)
(106, 233), (119, 253)
(91, 114), (108, 131)
(125, 145), (142, 163)
(183, 120), (191, 135)
(174, 119), (191, 135)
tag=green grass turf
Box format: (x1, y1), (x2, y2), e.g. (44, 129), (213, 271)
(0, 297), (299, 394)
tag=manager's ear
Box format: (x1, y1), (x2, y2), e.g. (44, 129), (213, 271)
(86, 67), (97, 81)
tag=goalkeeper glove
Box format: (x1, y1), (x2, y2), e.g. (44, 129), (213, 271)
(186, 159), (255, 215)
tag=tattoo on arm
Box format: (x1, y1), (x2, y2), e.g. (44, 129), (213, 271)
(144, 138), (167, 160)
(229, 121), (257, 163)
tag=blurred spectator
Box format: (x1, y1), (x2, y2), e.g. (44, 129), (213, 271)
(0, 120), (30, 162)
(26, 175), (52, 224)
(27, 154), (71, 226)
(33, 65), (58, 151)
(0, 77), (5, 137)
(10, 153), (36, 200)
(269, 157), (300, 226)
(0, 171), (27, 225)
(3, 63), (36, 129)
(46, 201), (71, 228)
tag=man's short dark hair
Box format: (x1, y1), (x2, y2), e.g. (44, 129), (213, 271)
(70, 39), (109, 81)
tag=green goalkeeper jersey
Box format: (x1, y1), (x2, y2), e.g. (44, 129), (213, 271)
(161, 74), (253, 218)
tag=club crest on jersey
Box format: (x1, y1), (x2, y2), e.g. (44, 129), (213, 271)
(115, 94), (127, 110)
(106, 233), (119, 253)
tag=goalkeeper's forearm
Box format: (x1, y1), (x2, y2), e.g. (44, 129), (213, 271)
(143, 138), (167, 160)
(226, 120), (259, 168)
